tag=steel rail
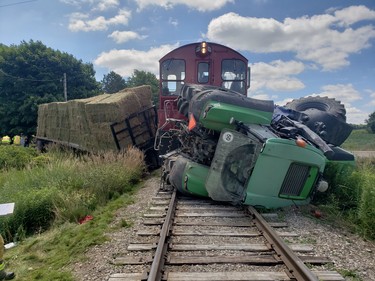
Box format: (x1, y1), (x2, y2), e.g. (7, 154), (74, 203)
(147, 189), (177, 281)
(248, 206), (319, 281)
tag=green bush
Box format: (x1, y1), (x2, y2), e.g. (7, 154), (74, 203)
(0, 147), (145, 242)
(319, 163), (360, 209)
(357, 168), (375, 239)
(314, 160), (375, 240)
(1, 188), (57, 240)
(0, 146), (39, 170)
(53, 189), (98, 223)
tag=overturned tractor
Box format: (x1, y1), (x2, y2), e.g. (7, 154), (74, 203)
(157, 84), (354, 209)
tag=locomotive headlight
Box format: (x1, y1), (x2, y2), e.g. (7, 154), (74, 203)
(196, 41), (211, 57)
(201, 42), (207, 54)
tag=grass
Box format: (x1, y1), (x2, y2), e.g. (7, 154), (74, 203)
(4, 192), (137, 281)
(0, 146), (147, 280)
(311, 156), (375, 240)
(341, 129), (375, 151)
(321, 129), (375, 240)
(0, 147), (145, 239)
(337, 269), (362, 281)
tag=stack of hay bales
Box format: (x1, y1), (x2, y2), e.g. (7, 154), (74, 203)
(36, 85), (156, 152)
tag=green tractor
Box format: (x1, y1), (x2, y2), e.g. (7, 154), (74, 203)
(158, 84), (354, 208)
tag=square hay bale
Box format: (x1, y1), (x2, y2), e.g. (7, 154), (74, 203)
(85, 85), (152, 123)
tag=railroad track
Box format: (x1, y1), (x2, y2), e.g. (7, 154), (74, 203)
(108, 188), (345, 281)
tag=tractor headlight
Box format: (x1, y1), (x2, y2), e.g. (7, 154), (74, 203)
(317, 180), (329, 192)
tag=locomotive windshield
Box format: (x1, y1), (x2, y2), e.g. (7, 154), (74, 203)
(161, 59), (185, 95)
(221, 59), (247, 94)
(198, 62), (209, 83)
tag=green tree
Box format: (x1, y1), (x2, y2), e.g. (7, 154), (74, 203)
(0, 40), (100, 136)
(127, 70), (159, 107)
(365, 111), (375, 133)
(101, 71), (126, 94)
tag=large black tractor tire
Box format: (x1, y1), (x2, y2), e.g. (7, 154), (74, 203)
(285, 96), (346, 121)
(177, 85), (197, 117)
(284, 96), (352, 146)
(177, 84), (220, 117)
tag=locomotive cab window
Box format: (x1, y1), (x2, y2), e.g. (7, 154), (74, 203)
(197, 62), (209, 83)
(161, 59), (185, 96)
(221, 59), (247, 94)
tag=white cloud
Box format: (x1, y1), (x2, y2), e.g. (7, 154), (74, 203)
(134, 0), (234, 12)
(60, 0), (86, 5)
(168, 17), (178, 27)
(68, 9), (131, 32)
(250, 93), (273, 100)
(205, 6), (375, 70)
(366, 89), (375, 106)
(250, 92), (279, 102)
(94, 44), (179, 77)
(95, 0), (119, 11)
(61, 0), (119, 11)
(314, 83), (362, 103)
(249, 60), (305, 92)
(275, 97), (294, 107)
(345, 106), (369, 124)
(109, 31), (147, 43)
(334, 5), (375, 26)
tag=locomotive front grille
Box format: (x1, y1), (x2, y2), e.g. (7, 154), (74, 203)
(279, 163), (310, 197)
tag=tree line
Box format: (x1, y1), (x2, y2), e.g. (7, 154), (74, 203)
(0, 40), (374, 137)
(0, 40), (159, 137)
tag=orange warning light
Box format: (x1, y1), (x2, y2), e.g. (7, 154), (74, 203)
(296, 138), (307, 148)
(188, 113), (197, 131)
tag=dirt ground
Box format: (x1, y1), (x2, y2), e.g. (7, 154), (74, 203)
(351, 151), (375, 158)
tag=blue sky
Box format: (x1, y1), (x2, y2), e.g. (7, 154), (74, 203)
(0, 0), (375, 124)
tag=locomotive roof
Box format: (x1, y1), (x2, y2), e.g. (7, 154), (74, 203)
(159, 41), (247, 62)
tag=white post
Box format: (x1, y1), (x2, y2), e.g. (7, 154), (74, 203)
(63, 73), (67, 101)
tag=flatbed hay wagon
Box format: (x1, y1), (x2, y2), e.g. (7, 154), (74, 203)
(36, 85), (158, 163)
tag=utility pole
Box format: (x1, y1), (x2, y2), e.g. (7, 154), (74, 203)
(63, 73), (67, 101)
